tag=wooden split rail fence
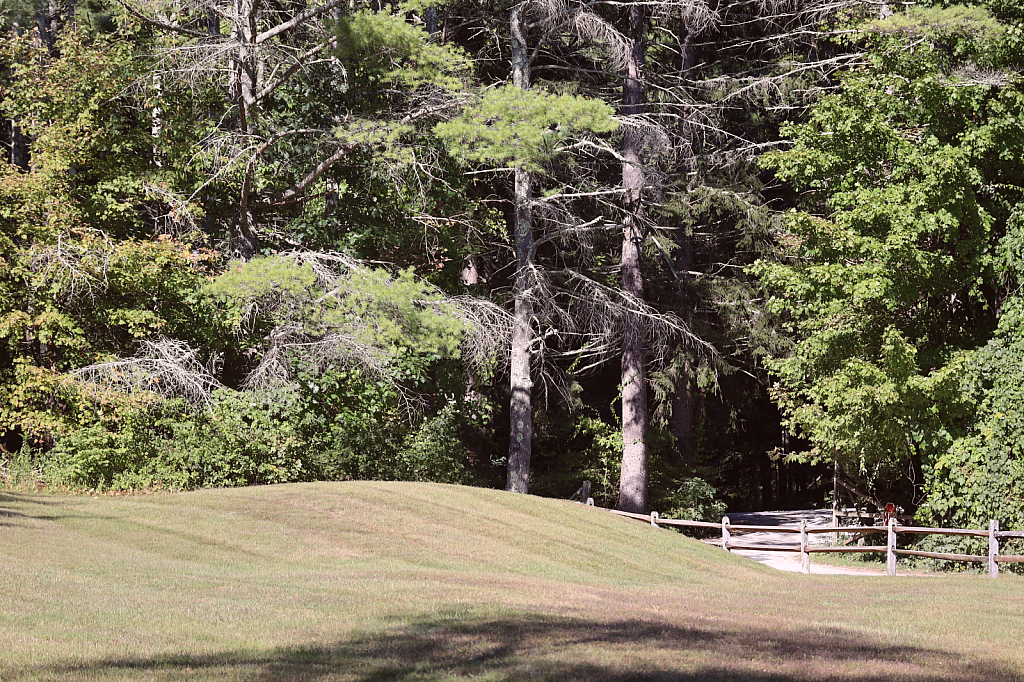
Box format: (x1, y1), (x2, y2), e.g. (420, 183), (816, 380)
(609, 509), (1024, 577)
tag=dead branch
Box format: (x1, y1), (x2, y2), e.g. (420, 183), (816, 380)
(70, 338), (225, 406)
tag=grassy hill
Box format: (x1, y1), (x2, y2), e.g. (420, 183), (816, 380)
(1, 482), (1022, 681)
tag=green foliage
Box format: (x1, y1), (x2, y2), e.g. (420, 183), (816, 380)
(435, 85), (617, 169)
(15, 0), (1024, 520)
(863, 5), (1006, 46)
(528, 410), (622, 507)
(43, 424), (129, 489)
(0, 25), (221, 446)
(656, 478), (727, 524)
(753, 8), (1024, 501)
(36, 395), (307, 490)
(0, 442), (40, 489)
(0, 0), (40, 32)
(1, 31), (191, 238)
(918, 305), (1024, 539)
(335, 10), (470, 90)
(297, 368), (407, 482)
(528, 404), (728, 516)
(207, 256), (466, 387)
(0, 228), (216, 442)
(34, 378), (484, 492)
(394, 403), (474, 484)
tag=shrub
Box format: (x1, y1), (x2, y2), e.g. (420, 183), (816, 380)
(42, 425), (125, 489)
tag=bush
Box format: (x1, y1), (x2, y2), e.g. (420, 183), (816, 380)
(1, 443), (42, 489)
(657, 477), (727, 523)
(916, 323), (1024, 573)
(42, 425), (125, 489)
(38, 394), (310, 490)
(38, 379), (482, 491)
(153, 393), (309, 488)
(395, 403), (473, 485)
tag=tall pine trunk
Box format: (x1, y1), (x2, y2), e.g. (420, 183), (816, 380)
(617, 3), (648, 513)
(671, 230), (696, 465)
(671, 19), (698, 468)
(506, 3), (534, 493)
(231, 0), (260, 261)
(671, 358), (696, 466)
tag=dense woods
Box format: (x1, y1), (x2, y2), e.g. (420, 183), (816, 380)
(1, 0), (1022, 537)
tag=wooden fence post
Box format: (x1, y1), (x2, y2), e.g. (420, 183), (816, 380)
(887, 518), (897, 576)
(651, 511), (659, 527)
(722, 516), (731, 551)
(989, 519), (999, 579)
(800, 519), (810, 574)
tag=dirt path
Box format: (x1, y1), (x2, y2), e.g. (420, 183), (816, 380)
(723, 509), (887, 576)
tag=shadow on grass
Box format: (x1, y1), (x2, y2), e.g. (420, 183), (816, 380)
(13, 614), (1021, 681)
(0, 491), (62, 505)
(0, 491), (124, 527)
(0, 492), (45, 527)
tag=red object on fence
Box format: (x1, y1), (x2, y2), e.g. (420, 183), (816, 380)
(883, 503), (897, 526)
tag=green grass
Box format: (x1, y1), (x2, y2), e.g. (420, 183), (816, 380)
(1, 482), (1022, 681)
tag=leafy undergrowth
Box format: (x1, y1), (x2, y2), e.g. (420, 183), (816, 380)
(1, 482), (1022, 681)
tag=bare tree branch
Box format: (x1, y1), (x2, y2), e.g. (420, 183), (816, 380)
(70, 339), (225, 406)
(255, 0), (347, 44)
(115, 0), (212, 38)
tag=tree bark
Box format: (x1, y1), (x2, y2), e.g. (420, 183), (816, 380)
(671, 225), (696, 465)
(759, 451), (774, 510)
(506, 2), (534, 494)
(231, 0), (260, 261)
(678, 18), (695, 75)
(425, 6), (438, 35)
(617, 2), (648, 513)
(37, 0), (53, 53)
(671, 358), (696, 466)
(11, 124), (29, 170)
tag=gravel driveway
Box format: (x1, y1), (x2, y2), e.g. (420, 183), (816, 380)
(723, 509), (886, 576)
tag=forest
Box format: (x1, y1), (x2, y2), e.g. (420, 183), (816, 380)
(0, 0), (1022, 538)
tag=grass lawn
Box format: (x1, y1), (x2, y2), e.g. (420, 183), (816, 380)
(1, 481), (1022, 681)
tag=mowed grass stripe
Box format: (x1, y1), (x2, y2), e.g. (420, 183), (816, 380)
(0, 482), (1021, 681)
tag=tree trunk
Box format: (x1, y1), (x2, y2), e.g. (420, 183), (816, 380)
(151, 74), (162, 167)
(11, 124), (29, 170)
(37, 0), (52, 52)
(7, 26), (29, 170)
(425, 6), (438, 35)
(671, 358), (696, 466)
(231, 0), (260, 261)
(617, 3), (648, 513)
(678, 19), (695, 75)
(460, 258), (480, 285)
(671, 225), (696, 465)
(506, 2), (534, 494)
(759, 451), (774, 510)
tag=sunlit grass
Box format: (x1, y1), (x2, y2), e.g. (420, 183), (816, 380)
(1, 482), (1022, 681)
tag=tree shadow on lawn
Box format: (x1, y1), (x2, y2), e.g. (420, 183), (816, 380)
(0, 492), (50, 527)
(0, 491), (123, 527)
(0, 491), (63, 507)
(17, 614), (1022, 682)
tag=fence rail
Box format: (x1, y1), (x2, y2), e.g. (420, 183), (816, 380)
(608, 508), (1024, 577)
